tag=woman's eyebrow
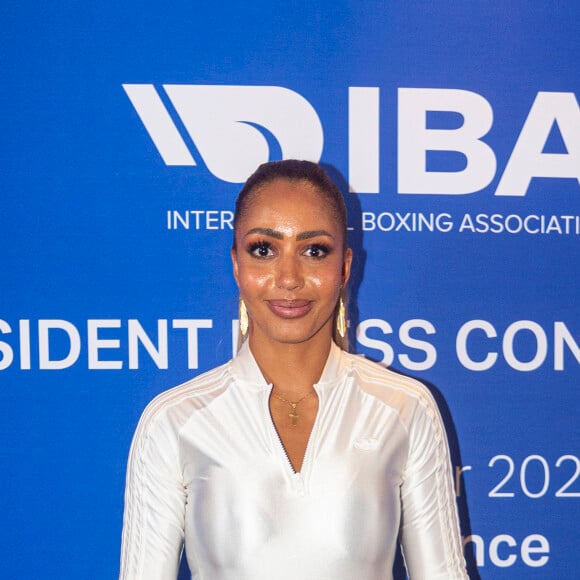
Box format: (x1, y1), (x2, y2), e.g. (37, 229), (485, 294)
(296, 229), (334, 241)
(244, 227), (283, 239)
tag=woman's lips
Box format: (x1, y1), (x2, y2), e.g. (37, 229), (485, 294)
(266, 299), (313, 319)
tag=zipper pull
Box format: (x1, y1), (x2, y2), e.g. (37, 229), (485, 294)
(294, 473), (305, 497)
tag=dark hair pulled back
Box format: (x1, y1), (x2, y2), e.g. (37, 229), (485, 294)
(233, 159), (348, 250)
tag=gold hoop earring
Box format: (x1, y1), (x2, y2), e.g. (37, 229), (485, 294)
(337, 296), (347, 339)
(239, 299), (249, 336)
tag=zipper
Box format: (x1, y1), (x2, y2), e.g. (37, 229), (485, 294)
(265, 383), (321, 496)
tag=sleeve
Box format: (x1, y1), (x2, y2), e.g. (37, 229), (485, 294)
(399, 394), (468, 579)
(119, 406), (187, 580)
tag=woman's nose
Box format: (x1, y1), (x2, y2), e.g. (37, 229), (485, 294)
(275, 255), (303, 290)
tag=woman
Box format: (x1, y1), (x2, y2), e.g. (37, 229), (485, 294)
(120, 160), (468, 579)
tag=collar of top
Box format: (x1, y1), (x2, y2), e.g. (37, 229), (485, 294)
(229, 340), (346, 392)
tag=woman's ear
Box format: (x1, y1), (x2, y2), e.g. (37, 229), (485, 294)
(342, 247), (353, 285)
(231, 247), (240, 286)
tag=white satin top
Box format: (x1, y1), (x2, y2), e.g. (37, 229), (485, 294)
(120, 342), (468, 579)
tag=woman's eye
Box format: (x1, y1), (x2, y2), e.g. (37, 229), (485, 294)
(304, 244), (330, 258)
(248, 241), (274, 258)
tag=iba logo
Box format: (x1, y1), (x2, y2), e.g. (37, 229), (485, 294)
(122, 84), (324, 184)
(124, 84), (580, 196)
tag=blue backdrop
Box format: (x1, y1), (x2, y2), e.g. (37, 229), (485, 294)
(2, 2), (579, 578)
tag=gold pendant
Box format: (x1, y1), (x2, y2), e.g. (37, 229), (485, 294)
(289, 403), (299, 427)
(272, 391), (311, 428)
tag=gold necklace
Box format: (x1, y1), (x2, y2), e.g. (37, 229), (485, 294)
(271, 390), (313, 427)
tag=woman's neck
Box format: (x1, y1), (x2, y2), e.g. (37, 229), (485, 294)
(248, 332), (333, 396)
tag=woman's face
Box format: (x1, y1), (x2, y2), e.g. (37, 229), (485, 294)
(232, 178), (352, 348)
